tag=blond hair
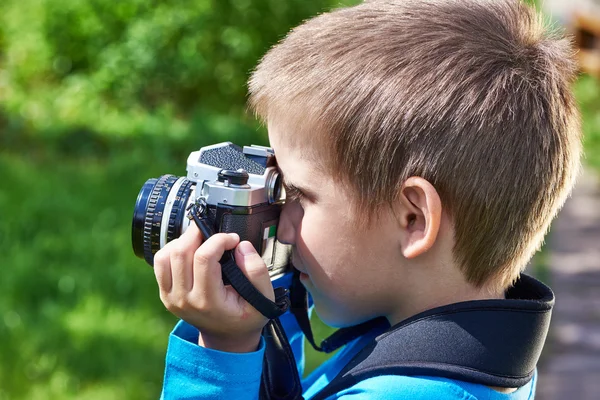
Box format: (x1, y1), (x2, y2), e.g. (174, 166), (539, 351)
(249, 0), (582, 292)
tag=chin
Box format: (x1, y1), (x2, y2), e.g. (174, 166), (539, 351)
(312, 304), (370, 329)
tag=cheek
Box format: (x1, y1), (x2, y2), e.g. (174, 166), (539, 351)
(296, 211), (328, 265)
(297, 207), (354, 276)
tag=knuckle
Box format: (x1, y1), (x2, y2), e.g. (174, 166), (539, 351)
(244, 256), (267, 276)
(153, 248), (169, 267)
(247, 262), (268, 278)
(193, 248), (211, 266)
(185, 291), (210, 313)
(169, 296), (188, 313)
(215, 232), (236, 246)
(170, 245), (188, 264)
(165, 304), (180, 315)
(164, 299), (181, 314)
(195, 299), (209, 313)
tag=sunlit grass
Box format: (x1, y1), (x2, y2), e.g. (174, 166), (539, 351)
(0, 148), (179, 399)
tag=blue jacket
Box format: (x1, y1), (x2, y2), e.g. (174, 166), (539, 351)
(160, 308), (536, 399)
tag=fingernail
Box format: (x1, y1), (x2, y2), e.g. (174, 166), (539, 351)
(228, 233), (240, 241)
(238, 241), (256, 256)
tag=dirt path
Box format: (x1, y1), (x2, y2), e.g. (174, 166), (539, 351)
(536, 169), (600, 400)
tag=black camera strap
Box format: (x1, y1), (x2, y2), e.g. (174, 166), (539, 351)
(260, 317), (303, 400)
(187, 202), (303, 399)
(188, 203), (290, 320)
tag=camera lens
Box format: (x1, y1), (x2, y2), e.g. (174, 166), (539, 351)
(131, 174), (195, 266)
(132, 177), (158, 261)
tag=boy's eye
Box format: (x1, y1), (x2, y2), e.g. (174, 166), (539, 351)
(283, 183), (306, 203)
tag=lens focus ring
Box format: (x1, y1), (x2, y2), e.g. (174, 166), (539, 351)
(166, 178), (195, 244)
(142, 175), (178, 265)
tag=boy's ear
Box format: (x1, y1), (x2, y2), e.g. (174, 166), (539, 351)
(397, 177), (442, 259)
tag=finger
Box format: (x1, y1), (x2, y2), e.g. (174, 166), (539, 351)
(153, 242), (174, 293)
(234, 241), (274, 302)
(170, 222), (204, 294)
(179, 219), (204, 248)
(192, 233), (240, 297)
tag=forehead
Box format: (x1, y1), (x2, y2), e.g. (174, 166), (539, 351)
(268, 118), (369, 219)
(267, 119), (325, 183)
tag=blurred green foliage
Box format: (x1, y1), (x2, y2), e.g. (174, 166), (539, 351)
(0, 150), (173, 399)
(575, 75), (600, 170)
(0, 0), (598, 399)
(0, 0), (359, 145)
(0, 0), (361, 398)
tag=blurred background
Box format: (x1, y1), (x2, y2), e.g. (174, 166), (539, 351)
(0, 0), (598, 399)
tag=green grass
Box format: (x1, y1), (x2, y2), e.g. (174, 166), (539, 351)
(0, 146), (180, 399)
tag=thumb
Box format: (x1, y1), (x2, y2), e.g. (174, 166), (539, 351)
(234, 241), (275, 302)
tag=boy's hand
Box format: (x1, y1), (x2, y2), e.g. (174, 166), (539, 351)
(153, 223), (274, 353)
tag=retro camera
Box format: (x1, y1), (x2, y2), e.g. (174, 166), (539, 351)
(131, 142), (291, 280)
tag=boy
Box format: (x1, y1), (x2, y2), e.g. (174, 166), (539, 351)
(152, 0), (581, 398)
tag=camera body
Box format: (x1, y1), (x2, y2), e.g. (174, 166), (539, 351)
(132, 142), (291, 280)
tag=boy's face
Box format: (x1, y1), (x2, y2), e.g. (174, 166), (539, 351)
(269, 121), (406, 327)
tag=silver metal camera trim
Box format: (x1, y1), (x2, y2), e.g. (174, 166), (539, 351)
(186, 142), (283, 208)
(242, 144), (274, 158)
(159, 177), (193, 248)
(198, 167), (280, 207)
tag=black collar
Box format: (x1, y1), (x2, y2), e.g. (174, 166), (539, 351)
(312, 274), (554, 399)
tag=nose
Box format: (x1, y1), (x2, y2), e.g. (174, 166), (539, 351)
(277, 201), (302, 245)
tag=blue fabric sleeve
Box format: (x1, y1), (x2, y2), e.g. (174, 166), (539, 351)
(161, 320), (265, 400)
(160, 273), (307, 399)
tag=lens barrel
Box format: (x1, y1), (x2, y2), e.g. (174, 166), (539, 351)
(131, 175), (193, 266)
(132, 178), (158, 261)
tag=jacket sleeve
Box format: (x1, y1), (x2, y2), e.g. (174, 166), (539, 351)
(161, 308), (307, 399)
(160, 320), (265, 400)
